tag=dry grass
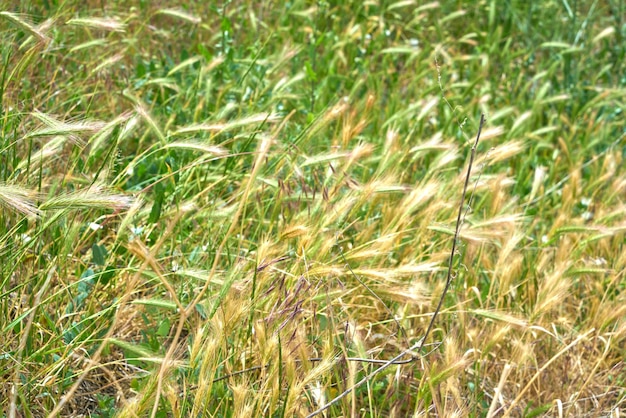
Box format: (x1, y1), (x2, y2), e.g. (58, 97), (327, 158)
(1, 1), (625, 417)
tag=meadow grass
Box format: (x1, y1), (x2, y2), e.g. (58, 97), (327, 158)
(1, 1), (625, 416)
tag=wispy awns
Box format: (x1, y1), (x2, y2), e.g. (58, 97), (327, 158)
(533, 261), (572, 320)
(459, 214), (526, 243)
(162, 141), (227, 157)
(477, 140), (525, 166)
(134, 104), (166, 144)
(154, 8), (202, 24)
(0, 12), (51, 45)
(477, 126), (505, 142)
(26, 111), (107, 143)
(306, 262), (440, 282)
(89, 111), (135, 153)
(381, 281), (430, 305)
(40, 187), (133, 212)
(15, 136), (65, 174)
(66, 17), (126, 32)
(0, 183), (41, 217)
(172, 113), (282, 136)
(398, 181), (440, 216)
(300, 143), (373, 168)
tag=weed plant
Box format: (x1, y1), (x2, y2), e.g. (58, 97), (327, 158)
(0, 1), (624, 417)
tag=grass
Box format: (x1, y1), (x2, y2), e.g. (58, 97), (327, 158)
(0, 0), (624, 416)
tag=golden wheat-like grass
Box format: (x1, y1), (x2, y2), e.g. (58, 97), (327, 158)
(1, 1), (625, 417)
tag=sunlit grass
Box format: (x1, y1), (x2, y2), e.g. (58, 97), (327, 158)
(1, 1), (625, 417)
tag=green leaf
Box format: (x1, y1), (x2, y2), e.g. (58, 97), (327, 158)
(197, 44), (212, 61)
(132, 298), (177, 310)
(304, 60), (317, 82)
(149, 184), (165, 224)
(98, 266), (115, 286)
(524, 403), (552, 418)
(221, 16), (232, 32)
(92, 243), (108, 266)
(156, 318), (170, 337)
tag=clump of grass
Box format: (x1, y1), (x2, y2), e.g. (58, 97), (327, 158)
(1, 1), (625, 417)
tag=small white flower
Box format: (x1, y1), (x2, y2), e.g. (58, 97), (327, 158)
(541, 235), (549, 244)
(310, 381), (326, 407)
(593, 257), (607, 266)
(89, 222), (102, 231)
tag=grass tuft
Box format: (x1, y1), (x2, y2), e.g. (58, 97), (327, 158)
(1, 1), (625, 416)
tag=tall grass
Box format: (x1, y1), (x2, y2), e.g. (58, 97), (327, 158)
(1, 1), (624, 417)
